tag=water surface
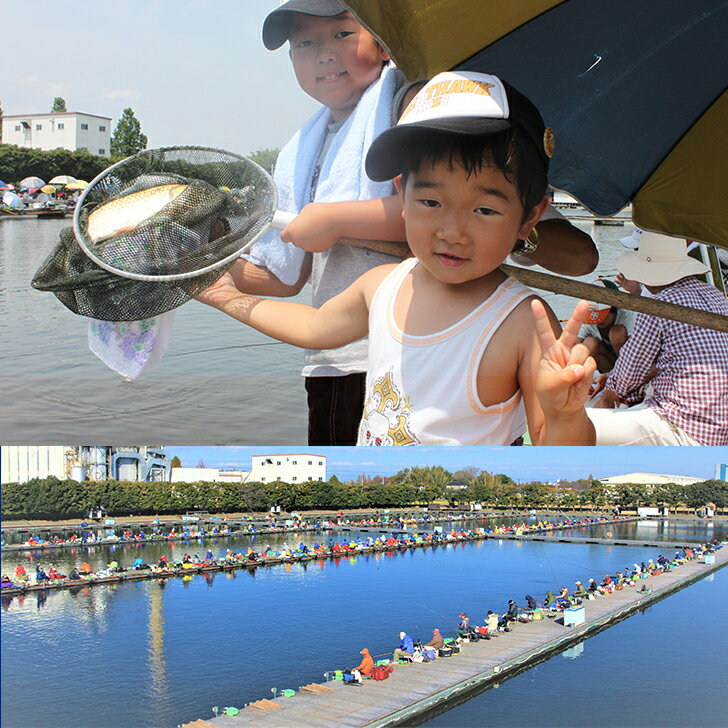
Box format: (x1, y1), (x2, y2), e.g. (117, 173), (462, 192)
(2, 531), (724, 728)
(1, 218), (631, 443)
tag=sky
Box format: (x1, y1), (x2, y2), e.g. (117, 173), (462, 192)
(4, 1), (320, 156)
(167, 446), (728, 483)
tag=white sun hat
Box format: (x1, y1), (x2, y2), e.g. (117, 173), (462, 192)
(616, 230), (709, 286)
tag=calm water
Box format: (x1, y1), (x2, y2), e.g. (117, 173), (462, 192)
(2, 530), (726, 728)
(0, 218), (630, 444)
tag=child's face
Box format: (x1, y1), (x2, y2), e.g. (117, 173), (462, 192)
(288, 12), (389, 122)
(396, 157), (546, 286)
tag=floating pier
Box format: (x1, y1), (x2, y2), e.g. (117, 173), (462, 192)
(1, 518), (640, 598)
(182, 547), (727, 728)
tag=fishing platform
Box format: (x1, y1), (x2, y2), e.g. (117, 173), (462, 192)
(182, 546), (727, 728)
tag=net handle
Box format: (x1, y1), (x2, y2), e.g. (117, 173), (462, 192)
(72, 147), (278, 282)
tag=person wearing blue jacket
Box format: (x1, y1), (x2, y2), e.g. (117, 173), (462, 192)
(392, 631), (414, 663)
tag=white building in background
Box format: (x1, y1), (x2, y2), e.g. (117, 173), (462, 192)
(0, 446), (170, 483)
(2, 111), (112, 156)
(169, 467), (248, 483)
(249, 453), (326, 483)
(170, 454), (327, 484)
(1, 446), (68, 484)
(598, 472), (703, 488)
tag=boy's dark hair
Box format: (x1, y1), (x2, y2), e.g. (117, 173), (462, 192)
(397, 127), (548, 221)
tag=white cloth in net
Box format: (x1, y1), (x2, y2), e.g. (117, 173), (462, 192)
(88, 310), (175, 380)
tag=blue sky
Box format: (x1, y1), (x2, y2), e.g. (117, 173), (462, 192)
(167, 446), (728, 483)
(4, 1), (320, 155)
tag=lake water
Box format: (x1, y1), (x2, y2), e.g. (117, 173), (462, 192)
(0, 217), (631, 444)
(1, 527), (725, 728)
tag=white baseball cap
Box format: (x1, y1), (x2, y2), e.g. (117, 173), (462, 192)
(619, 227), (643, 249)
(366, 70), (553, 181)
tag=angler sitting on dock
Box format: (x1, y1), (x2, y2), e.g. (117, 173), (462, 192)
(350, 648), (374, 682)
(486, 611), (500, 635)
(424, 629), (444, 652)
(501, 599), (520, 627)
(393, 632), (415, 663)
(456, 613), (472, 638)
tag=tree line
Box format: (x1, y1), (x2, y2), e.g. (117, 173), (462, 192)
(2, 471), (725, 520)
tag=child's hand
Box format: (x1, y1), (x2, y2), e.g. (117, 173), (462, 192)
(194, 270), (240, 308)
(281, 202), (340, 253)
(531, 299), (597, 417)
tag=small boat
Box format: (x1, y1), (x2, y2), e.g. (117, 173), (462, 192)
(0, 207), (67, 219)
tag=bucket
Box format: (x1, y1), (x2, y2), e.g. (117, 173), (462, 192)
(334, 670), (343, 680)
(532, 609), (544, 621)
(282, 689), (296, 698)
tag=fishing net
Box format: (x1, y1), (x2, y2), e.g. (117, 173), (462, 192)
(32, 147), (277, 321)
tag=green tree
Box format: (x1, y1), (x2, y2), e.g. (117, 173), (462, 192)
(248, 147), (280, 174)
(452, 468), (480, 484)
(170, 456), (182, 469)
(52, 97), (67, 112)
(110, 108), (148, 157)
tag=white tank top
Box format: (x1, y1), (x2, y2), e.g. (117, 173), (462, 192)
(357, 258), (533, 446)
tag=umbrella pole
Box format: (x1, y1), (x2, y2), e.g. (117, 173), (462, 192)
(699, 245), (727, 296)
(500, 264), (728, 334)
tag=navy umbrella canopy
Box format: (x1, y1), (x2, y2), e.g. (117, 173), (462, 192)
(346, 0), (728, 247)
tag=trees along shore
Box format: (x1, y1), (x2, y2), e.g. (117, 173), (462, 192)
(2, 470), (726, 521)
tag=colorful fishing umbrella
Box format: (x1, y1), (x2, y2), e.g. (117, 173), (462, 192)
(65, 180), (89, 190)
(20, 176), (46, 189)
(346, 0), (728, 249)
(0, 181), (15, 191)
(49, 175), (78, 185)
(40, 185), (57, 193)
(2, 191), (23, 209)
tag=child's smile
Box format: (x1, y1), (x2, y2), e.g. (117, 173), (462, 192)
(288, 12), (389, 122)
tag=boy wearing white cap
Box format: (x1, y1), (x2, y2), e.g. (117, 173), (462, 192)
(536, 230), (728, 445)
(199, 71), (590, 445)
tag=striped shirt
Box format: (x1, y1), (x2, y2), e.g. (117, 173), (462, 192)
(606, 277), (728, 445)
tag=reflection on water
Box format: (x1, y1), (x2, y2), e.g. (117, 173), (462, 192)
(147, 586), (171, 707)
(1, 218), (631, 443)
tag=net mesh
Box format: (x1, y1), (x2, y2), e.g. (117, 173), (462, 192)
(32, 147), (276, 321)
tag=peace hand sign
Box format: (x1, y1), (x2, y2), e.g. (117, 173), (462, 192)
(531, 299), (597, 417)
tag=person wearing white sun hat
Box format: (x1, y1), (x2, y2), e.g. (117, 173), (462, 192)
(584, 230), (728, 445)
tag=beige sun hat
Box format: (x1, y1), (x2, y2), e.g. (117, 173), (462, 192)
(616, 230), (709, 286)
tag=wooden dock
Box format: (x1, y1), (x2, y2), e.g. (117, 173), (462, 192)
(184, 546), (727, 728)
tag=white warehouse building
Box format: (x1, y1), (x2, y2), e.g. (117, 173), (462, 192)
(249, 453), (326, 483)
(598, 472), (703, 487)
(1, 446), (68, 484)
(171, 454), (327, 484)
(2, 111), (112, 156)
